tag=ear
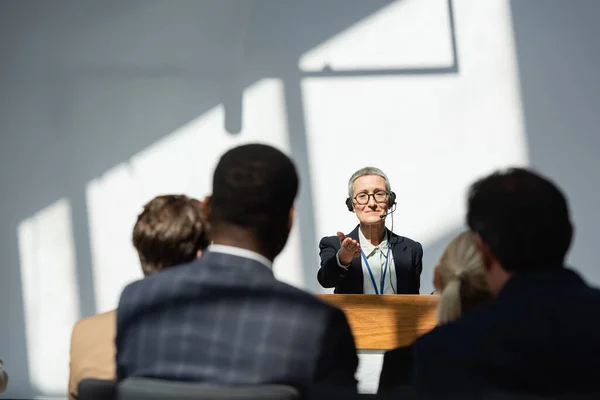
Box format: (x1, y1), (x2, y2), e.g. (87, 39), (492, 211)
(288, 207), (295, 230)
(474, 232), (494, 272)
(196, 249), (203, 258)
(433, 264), (442, 293)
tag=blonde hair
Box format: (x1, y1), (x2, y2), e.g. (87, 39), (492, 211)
(436, 231), (492, 324)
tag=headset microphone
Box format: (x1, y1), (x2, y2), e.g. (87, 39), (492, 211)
(380, 204), (397, 219)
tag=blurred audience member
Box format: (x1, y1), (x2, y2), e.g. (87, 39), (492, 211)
(68, 195), (209, 400)
(378, 231), (491, 394)
(413, 168), (600, 397)
(116, 144), (358, 391)
(0, 360), (7, 392)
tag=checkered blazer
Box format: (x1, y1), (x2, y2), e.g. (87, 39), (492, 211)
(116, 250), (358, 389)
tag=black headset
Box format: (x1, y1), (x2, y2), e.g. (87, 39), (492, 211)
(345, 191), (396, 212)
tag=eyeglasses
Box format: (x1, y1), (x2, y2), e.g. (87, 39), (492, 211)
(353, 191), (388, 205)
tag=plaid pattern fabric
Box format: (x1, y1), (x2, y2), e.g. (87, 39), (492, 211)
(116, 251), (356, 387)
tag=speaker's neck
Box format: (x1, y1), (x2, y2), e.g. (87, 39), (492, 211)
(359, 222), (386, 246)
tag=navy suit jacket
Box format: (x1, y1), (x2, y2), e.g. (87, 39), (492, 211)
(413, 267), (600, 397)
(378, 344), (414, 395)
(317, 226), (423, 294)
(116, 250), (358, 390)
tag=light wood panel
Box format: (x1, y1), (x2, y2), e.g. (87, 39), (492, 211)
(317, 294), (439, 350)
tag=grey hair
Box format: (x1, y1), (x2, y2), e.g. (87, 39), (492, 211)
(347, 167), (391, 197)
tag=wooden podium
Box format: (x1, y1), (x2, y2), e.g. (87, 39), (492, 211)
(316, 294), (439, 350)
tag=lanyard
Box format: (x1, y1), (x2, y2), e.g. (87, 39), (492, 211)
(360, 245), (391, 295)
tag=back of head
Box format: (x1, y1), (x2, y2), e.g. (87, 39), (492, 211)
(209, 143), (299, 258)
(132, 195), (210, 276)
(467, 168), (572, 273)
(436, 231), (492, 324)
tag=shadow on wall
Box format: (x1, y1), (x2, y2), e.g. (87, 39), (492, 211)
(420, 225), (467, 295)
(0, 0), (461, 398)
(510, 0), (600, 285)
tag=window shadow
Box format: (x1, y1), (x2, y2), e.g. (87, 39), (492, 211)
(0, 0), (461, 397)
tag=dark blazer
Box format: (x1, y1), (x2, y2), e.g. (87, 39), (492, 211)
(413, 268), (600, 397)
(317, 226), (423, 294)
(116, 250), (358, 390)
(378, 344), (415, 395)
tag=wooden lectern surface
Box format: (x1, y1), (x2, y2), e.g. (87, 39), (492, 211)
(316, 294), (438, 350)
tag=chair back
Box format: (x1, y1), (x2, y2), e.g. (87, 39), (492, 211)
(118, 377), (300, 400)
(78, 378), (116, 400)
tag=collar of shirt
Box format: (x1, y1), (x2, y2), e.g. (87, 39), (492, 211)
(207, 244), (273, 270)
(358, 229), (389, 258)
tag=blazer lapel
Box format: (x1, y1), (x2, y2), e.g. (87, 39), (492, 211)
(388, 229), (405, 291)
(348, 225), (360, 242)
(344, 227), (405, 294)
(387, 229), (404, 248)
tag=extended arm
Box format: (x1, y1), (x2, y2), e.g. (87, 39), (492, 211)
(317, 237), (349, 288)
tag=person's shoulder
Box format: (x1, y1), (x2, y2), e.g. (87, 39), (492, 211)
(117, 274), (158, 311)
(415, 310), (484, 353)
(584, 285), (600, 300)
(73, 309), (116, 334)
(319, 234), (338, 246)
(565, 278), (600, 310)
(71, 310), (117, 354)
(272, 280), (341, 314)
(118, 276), (145, 302)
(390, 232), (422, 249)
(413, 324), (457, 366)
(319, 235), (341, 253)
(121, 261), (197, 297)
(259, 282), (345, 335)
(567, 269), (600, 297)
(414, 323), (446, 349)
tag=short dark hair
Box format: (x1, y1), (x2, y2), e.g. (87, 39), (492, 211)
(210, 144), (298, 254)
(132, 194), (210, 275)
(467, 168), (572, 273)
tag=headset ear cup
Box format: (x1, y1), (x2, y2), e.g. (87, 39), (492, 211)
(345, 198), (353, 212)
(389, 191), (397, 208)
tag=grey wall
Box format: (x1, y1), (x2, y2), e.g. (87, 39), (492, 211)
(1, 0), (600, 398)
(510, 0), (600, 285)
(0, 1), (396, 398)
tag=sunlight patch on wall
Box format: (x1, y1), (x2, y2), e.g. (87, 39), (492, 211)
(86, 163), (144, 314)
(302, 1), (528, 390)
(299, 0), (454, 71)
(18, 198), (80, 394)
(302, 0), (528, 295)
(86, 78), (305, 313)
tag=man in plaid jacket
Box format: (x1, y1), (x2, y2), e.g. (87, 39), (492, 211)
(116, 144), (358, 391)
